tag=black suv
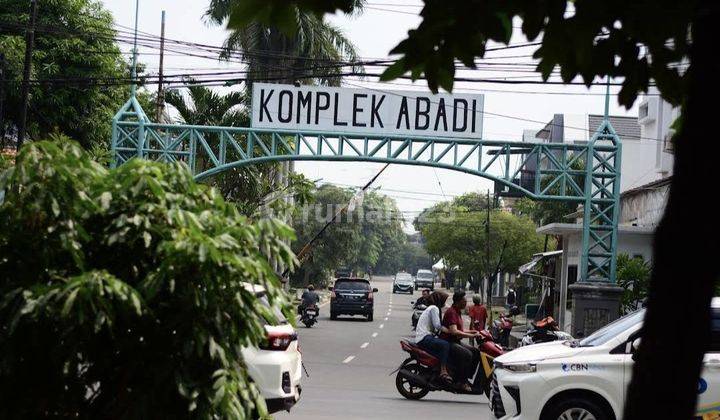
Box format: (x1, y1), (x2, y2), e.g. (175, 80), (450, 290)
(329, 278), (378, 321)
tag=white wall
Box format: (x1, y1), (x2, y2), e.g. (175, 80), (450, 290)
(620, 183), (670, 227)
(632, 87), (677, 190)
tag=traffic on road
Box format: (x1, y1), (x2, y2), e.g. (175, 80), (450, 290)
(266, 276), (720, 420)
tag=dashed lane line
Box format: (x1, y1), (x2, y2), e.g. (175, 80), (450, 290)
(372, 332), (378, 338)
(384, 317), (388, 321)
(343, 355), (355, 363)
(361, 342), (369, 349)
(379, 324), (384, 329)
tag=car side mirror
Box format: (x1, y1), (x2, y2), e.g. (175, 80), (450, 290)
(372, 288), (378, 293)
(410, 301), (415, 305)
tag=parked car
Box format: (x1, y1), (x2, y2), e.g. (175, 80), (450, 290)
(393, 272), (414, 294)
(414, 269), (434, 290)
(490, 297), (720, 420)
(241, 283), (302, 414)
(329, 278), (378, 321)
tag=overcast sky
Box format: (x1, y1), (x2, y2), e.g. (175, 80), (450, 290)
(101, 0), (640, 231)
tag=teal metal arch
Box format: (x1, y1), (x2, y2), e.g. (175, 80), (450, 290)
(111, 98), (621, 284)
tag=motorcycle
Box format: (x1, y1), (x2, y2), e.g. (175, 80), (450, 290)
(519, 316), (573, 347)
(490, 306), (519, 348)
(410, 301), (427, 329)
(394, 331), (504, 400)
(301, 304), (319, 328)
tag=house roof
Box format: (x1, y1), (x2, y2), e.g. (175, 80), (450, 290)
(536, 222), (654, 235)
(588, 114), (641, 141)
(621, 176), (673, 198)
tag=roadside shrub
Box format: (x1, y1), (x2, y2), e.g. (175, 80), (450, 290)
(0, 138), (296, 418)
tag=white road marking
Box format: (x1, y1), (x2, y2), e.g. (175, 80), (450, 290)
(379, 324), (384, 329)
(372, 332), (378, 338)
(343, 355), (355, 363)
(361, 342), (369, 349)
(384, 317), (388, 321)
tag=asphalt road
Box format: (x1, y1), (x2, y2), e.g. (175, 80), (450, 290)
(277, 275), (491, 420)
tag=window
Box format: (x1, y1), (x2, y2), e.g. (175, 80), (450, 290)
(335, 280), (371, 291)
(579, 309), (645, 347)
(639, 103), (649, 119)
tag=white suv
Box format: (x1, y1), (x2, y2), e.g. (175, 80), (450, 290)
(490, 298), (720, 419)
(241, 284), (302, 414)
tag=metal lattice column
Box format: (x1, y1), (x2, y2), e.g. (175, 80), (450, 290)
(579, 120), (622, 283)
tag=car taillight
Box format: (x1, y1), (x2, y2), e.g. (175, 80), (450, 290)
(260, 331), (297, 351)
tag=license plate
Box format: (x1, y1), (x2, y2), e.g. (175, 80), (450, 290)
(306, 310), (317, 315)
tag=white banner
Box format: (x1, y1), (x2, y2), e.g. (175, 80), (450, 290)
(251, 83), (483, 139)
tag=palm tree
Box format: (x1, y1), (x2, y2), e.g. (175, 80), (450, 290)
(163, 82), (248, 127)
(205, 0), (363, 86)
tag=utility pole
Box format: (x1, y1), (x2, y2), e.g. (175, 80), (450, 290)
(485, 189), (491, 306)
(17, 0), (38, 152)
(155, 10), (166, 121)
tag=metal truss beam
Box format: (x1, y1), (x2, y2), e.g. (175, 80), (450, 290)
(111, 117), (621, 284)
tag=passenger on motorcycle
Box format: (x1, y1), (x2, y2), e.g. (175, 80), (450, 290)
(440, 291), (481, 392)
(299, 284), (320, 314)
(414, 291), (452, 384)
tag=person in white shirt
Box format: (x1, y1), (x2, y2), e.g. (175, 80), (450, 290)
(415, 291), (452, 383)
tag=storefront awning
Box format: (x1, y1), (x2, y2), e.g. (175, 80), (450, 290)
(518, 250), (563, 275)
(432, 258), (458, 271)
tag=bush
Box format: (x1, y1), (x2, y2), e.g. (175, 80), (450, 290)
(0, 138), (296, 418)
(617, 253), (651, 314)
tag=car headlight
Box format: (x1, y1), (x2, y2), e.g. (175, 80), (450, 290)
(501, 362), (537, 373)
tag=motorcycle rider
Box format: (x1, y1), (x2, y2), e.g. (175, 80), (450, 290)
(414, 291), (453, 384)
(416, 288), (431, 306)
(440, 291), (480, 392)
(299, 284), (320, 315)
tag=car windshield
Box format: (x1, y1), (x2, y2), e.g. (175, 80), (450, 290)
(335, 280), (370, 291)
(396, 273), (412, 281)
(416, 271), (432, 279)
(578, 309), (645, 347)
(259, 296), (288, 325)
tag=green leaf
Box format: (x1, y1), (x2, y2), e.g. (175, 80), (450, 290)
(380, 59), (408, 81)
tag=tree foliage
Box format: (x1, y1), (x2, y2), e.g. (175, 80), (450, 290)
(617, 253), (651, 314)
(290, 184), (405, 285)
(164, 82), (247, 127)
(416, 193), (544, 293)
(0, 138), (295, 418)
(230, 0), (691, 107)
(206, 0), (363, 87)
(0, 0), (127, 148)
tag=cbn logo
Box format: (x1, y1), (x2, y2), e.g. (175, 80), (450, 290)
(561, 363), (589, 372)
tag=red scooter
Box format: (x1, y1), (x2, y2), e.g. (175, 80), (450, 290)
(394, 331), (504, 400)
(490, 306), (520, 347)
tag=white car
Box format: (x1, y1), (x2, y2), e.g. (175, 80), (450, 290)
(491, 298), (720, 420)
(241, 284), (302, 414)
(393, 272), (414, 294)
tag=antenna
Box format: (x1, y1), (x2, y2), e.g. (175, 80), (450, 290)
(130, 0), (140, 98)
(603, 76), (611, 122)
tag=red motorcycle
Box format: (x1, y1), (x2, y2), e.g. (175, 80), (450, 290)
(490, 306), (520, 347)
(394, 332), (504, 400)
